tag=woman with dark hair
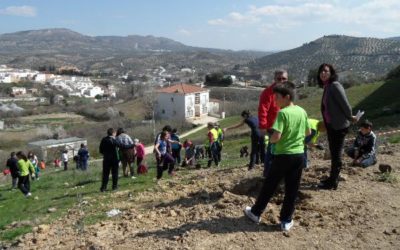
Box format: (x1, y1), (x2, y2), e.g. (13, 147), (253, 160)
(224, 110), (265, 170)
(318, 63), (356, 190)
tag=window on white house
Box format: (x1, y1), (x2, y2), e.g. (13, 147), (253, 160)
(171, 97), (174, 102)
(195, 93), (200, 104)
(186, 110), (194, 117)
(202, 105), (207, 114)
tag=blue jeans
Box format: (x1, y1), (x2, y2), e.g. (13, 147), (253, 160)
(346, 147), (377, 168)
(263, 131), (274, 177)
(207, 142), (219, 167)
(80, 160), (88, 171)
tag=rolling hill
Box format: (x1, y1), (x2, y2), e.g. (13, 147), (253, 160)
(245, 35), (400, 81)
(0, 28), (272, 75)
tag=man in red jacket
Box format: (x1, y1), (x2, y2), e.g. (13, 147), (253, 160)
(258, 69), (288, 177)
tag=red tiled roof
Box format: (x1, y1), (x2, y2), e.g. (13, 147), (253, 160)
(157, 83), (207, 94)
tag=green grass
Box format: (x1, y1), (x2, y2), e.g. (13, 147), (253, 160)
(388, 134), (400, 144)
(31, 118), (71, 124)
(0, 134), (251, 242)
(182, 116), (243, 143)
(0, 161), (154, 241)
(0, 225), (32, 241)
(376, 172), (399, 184)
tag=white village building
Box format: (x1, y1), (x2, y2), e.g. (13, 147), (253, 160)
(155, 83), (209, 120)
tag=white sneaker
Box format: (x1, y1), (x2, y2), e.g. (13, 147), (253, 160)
(281, 220), (294, 232)
(131, 176), (137, 179)
(244, 206), (261, 224)
(25, 192), (32, 198)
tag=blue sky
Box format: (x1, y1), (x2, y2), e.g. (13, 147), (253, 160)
(0, 0), (399, 51)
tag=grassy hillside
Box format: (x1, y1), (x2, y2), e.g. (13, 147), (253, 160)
(0, 137), (248, 242)
(297, 79), (400, 128)
(1, 78), (400, 242)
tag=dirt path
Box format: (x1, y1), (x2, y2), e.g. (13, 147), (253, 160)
(12, 144), (400, 249)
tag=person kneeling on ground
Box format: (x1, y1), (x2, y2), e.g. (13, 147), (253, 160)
(304, 118), (326, 168)
(244, 82), (311, 232)
(182, 140), (196, 167)
(345, 120), (377, 168)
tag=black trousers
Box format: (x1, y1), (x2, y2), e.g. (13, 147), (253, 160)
(251, 154), (304, 222)
(157, 153), (175, 179)
(18, 175), (31, 195)
(172, 148), (181, 164)
(249, 135), (265, 168)
(101, 159), (119, 190)
(326, 125), (349, 181)
(207, 143), (219, 167)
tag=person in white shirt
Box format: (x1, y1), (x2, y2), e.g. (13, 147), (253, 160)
(61, 150), (69, 171)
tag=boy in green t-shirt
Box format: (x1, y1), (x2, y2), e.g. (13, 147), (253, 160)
(244, 82), (311, 232)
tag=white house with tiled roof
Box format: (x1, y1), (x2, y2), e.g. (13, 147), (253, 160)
(155, 83), (209, 120)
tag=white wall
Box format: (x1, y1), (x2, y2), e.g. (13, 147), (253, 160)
(156, 90), (209, 120)
(185, 94), (195, 118)
(199, 92), (209, 115)
(156, 93), (186, 120)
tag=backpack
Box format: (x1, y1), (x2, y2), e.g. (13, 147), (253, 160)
(137, 163), (148, 175)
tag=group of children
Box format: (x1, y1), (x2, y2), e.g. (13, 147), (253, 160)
(5, 151), (45, 197)
(152, 123), (223, 181)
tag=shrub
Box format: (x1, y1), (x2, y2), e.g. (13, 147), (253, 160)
(377, 172), (398, 183)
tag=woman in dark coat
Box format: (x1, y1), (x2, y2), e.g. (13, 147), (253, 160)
(318, 63), (356, 190)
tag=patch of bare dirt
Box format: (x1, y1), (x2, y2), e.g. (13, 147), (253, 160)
(10, 144), (400, 249)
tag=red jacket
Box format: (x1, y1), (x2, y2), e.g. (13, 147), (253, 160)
(258, 83), (280, 130)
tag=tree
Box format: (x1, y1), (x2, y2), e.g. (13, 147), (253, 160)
(307, 68), (319, 87)
(205, 72), (233, 86)
(386, 64), (400, 80)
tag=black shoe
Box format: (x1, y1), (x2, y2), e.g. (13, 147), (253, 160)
(100, 187), (106, 192)
(318, 179), (338, 190)
(112, 186), (118, 191)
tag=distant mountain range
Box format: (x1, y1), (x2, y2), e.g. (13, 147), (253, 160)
(0, 28), (272, 75)
(387, 36), (400, 41)
(245, 35), (400, 81)
(0, 29), (399, 81)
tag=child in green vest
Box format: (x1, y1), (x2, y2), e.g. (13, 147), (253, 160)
(304, 118), (326, 168)
(206, 122), (220, 167)
(16, 151), (35, 197)
(244, 82), (311, 232)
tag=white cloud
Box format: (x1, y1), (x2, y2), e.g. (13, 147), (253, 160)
(208, 11), (259, 27)
(178, 28), (191, 36)
(0, 5), (37, 17)
(208, 1), (400, 34)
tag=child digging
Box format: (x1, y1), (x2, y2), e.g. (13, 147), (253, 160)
(346, 120), (377, 167)
(154, 131), (178, 181)
(244, 82), (311, 232)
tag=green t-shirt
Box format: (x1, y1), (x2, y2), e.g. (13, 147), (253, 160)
(272, 105), (310, 155)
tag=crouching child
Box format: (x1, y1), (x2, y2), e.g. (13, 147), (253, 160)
(346, 120), (377, 168)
